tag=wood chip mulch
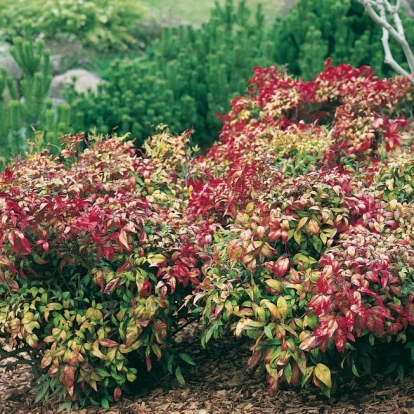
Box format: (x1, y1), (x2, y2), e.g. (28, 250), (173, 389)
(1, 327), (414, 414)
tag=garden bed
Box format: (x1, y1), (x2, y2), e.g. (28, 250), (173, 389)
(1, 330), (414, 414)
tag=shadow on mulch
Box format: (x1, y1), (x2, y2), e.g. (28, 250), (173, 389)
(1, 331), (414, 414)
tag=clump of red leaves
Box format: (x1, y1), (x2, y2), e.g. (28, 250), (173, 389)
(194, 59), (411, 179)
(189, 61), (414, 397)
(0, 130), (212, 406)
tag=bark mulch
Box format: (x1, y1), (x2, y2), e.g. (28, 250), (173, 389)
(1, 329), (414, 414)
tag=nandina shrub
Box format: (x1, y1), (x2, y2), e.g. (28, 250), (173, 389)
(187, 62), (414, 397)
(191, 167), (414, 396)
(1, 61), (414, 406)
(0, 130), (209, 407)
(193, 122), (331, 180)
(201, 60), (412, 176)
(189, 167), (392, 394)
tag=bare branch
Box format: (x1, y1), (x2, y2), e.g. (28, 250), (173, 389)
(384, 0), (402, 12)
(381, 25), (411, 75)
(359, 0), (414, 81)
(379, 0), (411, 74)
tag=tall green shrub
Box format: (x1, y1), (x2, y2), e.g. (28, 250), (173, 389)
(63, 0), (280, 149)
(0, 25), (71, 160)
(272, 0), (414, 80)
(62, 0), (414, 150)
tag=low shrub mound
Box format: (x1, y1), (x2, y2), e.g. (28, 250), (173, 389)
(0, 129), (213, 408)
(188, 60), (414, 397)
(0, 61), (413, 407)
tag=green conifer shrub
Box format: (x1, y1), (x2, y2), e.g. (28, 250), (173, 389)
(272, 0), (414, 80)
(0, 25), (71, 160)
(63, 0), (281, 150)
(62, 0), (414, 150)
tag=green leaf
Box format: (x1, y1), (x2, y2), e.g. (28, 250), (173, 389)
(101, 397), (110, 409)
(277, 296), (289, 319)
(296, 216), (309, 231)
(95, 368), (111, 378)
(301, 366), (314, 387)
(47, 303), (63, 311)
(126, 369), (137, 382)
(351, 361), (361, 377)
(314, 363), (332, 388)
(57, 402), (73, 413)
(245, 319), (265, 328)
(293, 230), (301, 245)
(362, 356), (371, 375)
(265, 279), (282, 293)
(179, 352), (196, 366)
(167, 354), (174, 373)
(34, 380), (50, 403)
(311, 236), (322, 253)
(292, 252), (310, 265)
(146, 253), (166, 267)
(320, 382), (331, 398)
(125, 322), (140, 348)
(284, 363), (292, 384)
(33, 253), (48, 265)
(264, 325), (273, 340)
(175, 366), (185, 385)
(397, 363), (404, 381)
(205, 325), (215, 343)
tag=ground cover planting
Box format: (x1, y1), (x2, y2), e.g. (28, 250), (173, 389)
(0, 60), (413, 410)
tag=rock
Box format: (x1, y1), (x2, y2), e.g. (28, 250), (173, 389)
(0, 55), (22, 79)
(50, 53), (66, 74)
(50, 68), (104, 99)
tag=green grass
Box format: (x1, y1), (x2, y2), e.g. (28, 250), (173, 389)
(141, 0), (294, 25)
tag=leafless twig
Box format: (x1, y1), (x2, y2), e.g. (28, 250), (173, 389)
(359, 0), (414, 82)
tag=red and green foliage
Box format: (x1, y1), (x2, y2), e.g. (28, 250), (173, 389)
(195, 59), (412, 180)
(0, 129), (209, 407)
(0, 60), (414, 406)
(188, 60), (414, 397)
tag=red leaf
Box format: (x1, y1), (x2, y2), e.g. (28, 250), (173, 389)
(334, 329), (347, 352)
(19, 237), (31, 253)
(7, 278), (19, 291)
(116, 261), (131, 273)
(99, 339), (119, 348)
(43, 241), (49, 253)
(8, 231), (15, 248)
(59, 364), (76, 399)
(118, 230), (130, 251)
(113, 386), (122, 402)
(247, 350), (262, 369)
(145, 355), (152, 371)
(104, 277), (121, 294)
